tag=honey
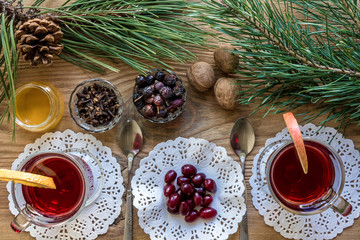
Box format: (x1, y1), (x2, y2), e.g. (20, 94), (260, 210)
(15, 82), (64, 132)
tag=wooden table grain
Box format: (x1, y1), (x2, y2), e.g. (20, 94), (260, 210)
(1, 1), (360, 240)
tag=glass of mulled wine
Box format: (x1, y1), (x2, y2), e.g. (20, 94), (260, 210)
(262, 138), (352, 216)
(10, 151), (103, 232)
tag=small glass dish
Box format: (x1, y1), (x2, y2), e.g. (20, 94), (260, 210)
(69, 79), (123, 133)
(14, 82), (64, 132)
(133, 69), (187, 123)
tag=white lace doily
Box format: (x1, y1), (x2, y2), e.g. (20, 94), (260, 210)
(132, 137), (246, 240)
(6, 129), (124, 240)
(249, 123), (360, 240)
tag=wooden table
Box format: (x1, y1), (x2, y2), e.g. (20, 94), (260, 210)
(1, 1), (360, 240)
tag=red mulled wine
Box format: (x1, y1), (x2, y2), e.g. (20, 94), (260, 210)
(269, 140), (335, 211)
(21, 153), (86, 218)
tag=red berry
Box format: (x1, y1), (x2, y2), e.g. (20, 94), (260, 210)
(186, 199), (195, 210)
(179, 201), (190, 216)
(199, 207), (217, 219)
(167, 193), (181, 210)
(177, 176), (191, 186)
(164, 170), (177, 183)
(163, 184), (176, 197)
(204, 178), (217, 193)
(193, 192), (203, 206)
(194, 186), (206, 196)
(185, 210), (199, 223)
(191, 173), (206, 186)
(181, 164), (197, 177)
(181, 183), (195, 196)
(202, 194), (213, 207)
(167, 206), (180, 215)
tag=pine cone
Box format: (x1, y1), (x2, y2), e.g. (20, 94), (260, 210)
(15, 18), (63, 66)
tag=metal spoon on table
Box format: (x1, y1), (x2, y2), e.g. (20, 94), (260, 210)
(230, 117), (255, 240)
(119, 119), (143, 240)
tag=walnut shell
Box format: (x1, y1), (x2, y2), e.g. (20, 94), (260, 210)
(214, 44), (239, 74)
(186, 62), (216, 92)
(214, 77), (240, 110)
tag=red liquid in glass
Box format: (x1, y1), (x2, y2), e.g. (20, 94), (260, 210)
(270, 140), (335, 211)
(22, 153), (86, 218)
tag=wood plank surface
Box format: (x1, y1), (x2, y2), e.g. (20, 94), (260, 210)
(0, 1), (359, 239)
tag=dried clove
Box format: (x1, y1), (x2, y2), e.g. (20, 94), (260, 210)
(76, 83), (120, 127)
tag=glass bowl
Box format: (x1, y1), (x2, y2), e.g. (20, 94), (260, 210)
(133, 69), (187, 123)
(69, 79), (123, 133)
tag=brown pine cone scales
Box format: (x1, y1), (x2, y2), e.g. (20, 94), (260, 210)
(15, 17), (63, 66)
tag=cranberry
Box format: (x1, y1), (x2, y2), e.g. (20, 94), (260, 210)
(164, 170), (177, 183)
(176, 188), (186, 200)
(181, 183), (194, 196)
(186, 199), (195, 210)
(193, 192), (203, 206)
(176, 176), (191, 186)
(163, 184), (176, 197)
(199, 207), (217, 220)
(181, 164), (197, 177)
(202, 194), (213, 207)
(194, 186), (206, 196)
(179, 201), (190, 216)
(167, 206), (179, 215)
(167, 193), (181, 210)
(204, 178), (217, 193)
(191, 173), (205, 186)
(185, 210), (199, 223)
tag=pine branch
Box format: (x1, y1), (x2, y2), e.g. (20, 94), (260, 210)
(196, 0), (360, 129)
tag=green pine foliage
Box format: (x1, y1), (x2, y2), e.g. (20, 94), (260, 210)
(196, 0), (360, 129)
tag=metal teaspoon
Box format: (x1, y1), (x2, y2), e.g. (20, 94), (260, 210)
(119, 119), (143, 240)
(230, 117), (255, 240)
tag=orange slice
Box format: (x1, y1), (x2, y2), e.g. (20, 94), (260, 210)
(283, 112), (308, 174)
(0, 169), (56, 189)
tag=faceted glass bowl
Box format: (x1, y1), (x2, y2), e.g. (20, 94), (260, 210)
(133, 69), (187, 123)
(69, 79), (123, 133)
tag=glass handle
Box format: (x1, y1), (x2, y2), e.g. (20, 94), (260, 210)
(11, 211), (30, 233)
(331, 196), (352, 216)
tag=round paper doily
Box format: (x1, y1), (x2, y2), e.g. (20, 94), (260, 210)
(7, 129), (124, 240)
(132, 137), (246, 240)
(249, 123), (360, 240)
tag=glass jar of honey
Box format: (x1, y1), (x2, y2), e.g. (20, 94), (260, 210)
(15, 82), (64, 132)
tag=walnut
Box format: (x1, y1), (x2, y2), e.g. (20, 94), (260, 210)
(186, 62), (216, 92)
(214, 44), (239, 74)
(214, 77), (240, 110)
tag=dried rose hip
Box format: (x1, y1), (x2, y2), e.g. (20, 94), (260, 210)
(133, 69), (186, 123)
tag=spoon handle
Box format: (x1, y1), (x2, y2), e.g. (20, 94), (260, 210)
(239, 154), (248, 240)
(124, 190), (133, 240)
